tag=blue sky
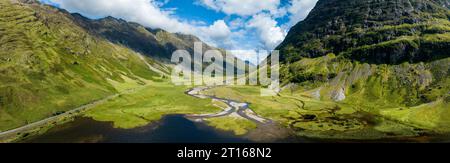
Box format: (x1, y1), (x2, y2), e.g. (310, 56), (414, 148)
(39, 0), (318, 62)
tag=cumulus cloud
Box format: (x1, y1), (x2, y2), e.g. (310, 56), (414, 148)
(197, 0), (318, 50)
(46, 0), (232, 48)
(197, 0), (281, 16)
(43, 0), (320, 54)
(228, 18), (245, 30)
(200, 20), (231, 40)
(247, 14), (286, 50)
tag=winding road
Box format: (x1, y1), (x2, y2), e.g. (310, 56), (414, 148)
(0, 86), (147, 142)
(0, 86), (275, 142)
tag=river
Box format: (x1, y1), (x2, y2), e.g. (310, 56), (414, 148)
(21, 86), (450, 143)
(22, 114), (450, 143)
(24, 115), (252, 143)
(21, 86), (290, 143)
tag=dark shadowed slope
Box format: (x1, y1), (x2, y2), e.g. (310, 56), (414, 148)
(70, 14), (226, 62)
(278, 0), (450, 64)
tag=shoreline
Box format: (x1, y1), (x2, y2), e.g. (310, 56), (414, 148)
(0, 85), (149, 143)
(4, 85), (450, 143)
(0, 94), (119, 143)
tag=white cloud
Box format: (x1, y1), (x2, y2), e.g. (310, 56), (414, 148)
(200, 20), (231, 40)
(153, 0), (171, 7)
(197, 0), (281, 16)
(229, 50), (258, 64)
(287, 0), (319, 26)
(46, 0), (232, 48)
(197, 0), (318, 50)
(43, 0), (320, 57)
(228, 18), (245, 30)
(247, 14), (286, 50)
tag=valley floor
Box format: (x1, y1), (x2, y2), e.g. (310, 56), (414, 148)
(202, 86), (450, 140)
(2, 80), (449, 142)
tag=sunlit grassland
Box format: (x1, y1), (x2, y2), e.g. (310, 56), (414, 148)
(84, 81), (221, 129)
(0, 0), (162, 131)
(203, 86), (343, 125)
(380, 99), (450, 132)
(201, 85), (448, 139)
(205, 117), (257, 135)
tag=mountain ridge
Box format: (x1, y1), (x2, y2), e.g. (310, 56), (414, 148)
(0, 0), (251, 132)
(275, 0), (450, 132)
(0, 0), (169, 131)
(278, 0), (450, 64)
(70, 13), (224, 62)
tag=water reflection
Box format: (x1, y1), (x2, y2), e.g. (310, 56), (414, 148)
(25, 115), (252, 143)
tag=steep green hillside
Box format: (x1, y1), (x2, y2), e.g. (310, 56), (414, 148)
(0, 0), (163, 131)
(71, 14), (220, 61)
(275, 0), (450, 135)
(278, 0), (450, 64)
(70, 14), (249, 73)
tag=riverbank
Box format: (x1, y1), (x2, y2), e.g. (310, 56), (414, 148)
(201, 86), (450, 141)
(5, 83), (449, 143)
(23, 115), (253, 143)
(0, 85), (151, 143)
(6, 84), (292, 143)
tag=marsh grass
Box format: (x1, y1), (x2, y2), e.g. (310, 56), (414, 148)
(84, 81), (221, 129)
(205, 117), (257, 136)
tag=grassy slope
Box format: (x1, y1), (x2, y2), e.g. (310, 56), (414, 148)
(0, 0), (252, 135)
(282, 55), (450, 131)
(205, 117), (257, 136)
(0, 0), (162, 131)
(202, 57), (449, 138)
(205, 86), (338, 124)
(204, 86), (423, 139)
(278, 0), (450, 64)
(259, 0), (450, 138)
(202, 50), (449, 138)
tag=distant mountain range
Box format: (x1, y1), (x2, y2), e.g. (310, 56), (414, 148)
(1, 0), (449, 134)
(70, 14), (222, 62)
(0, 0), (236, 131)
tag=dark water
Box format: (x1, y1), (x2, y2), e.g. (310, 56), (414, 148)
(24, 114), (450, 143)
(25, 115), (252, 143)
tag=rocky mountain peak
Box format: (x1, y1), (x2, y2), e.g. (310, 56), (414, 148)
(277, 0), (450, 64)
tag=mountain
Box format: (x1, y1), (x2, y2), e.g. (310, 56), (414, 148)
(278, 0), (449, 64)
(1, 0), (242, 132)
(276, 0), (450, 131)
(70, 14), (221, 61)
(0, 0), (172, 131)
(70, 13), (249, 75)
(0, 0), (251, 132)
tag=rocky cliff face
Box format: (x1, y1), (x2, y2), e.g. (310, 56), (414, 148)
(276, 0), (450, 131)
(278, 0), (450, 64)
(434, 0), (450, 8)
